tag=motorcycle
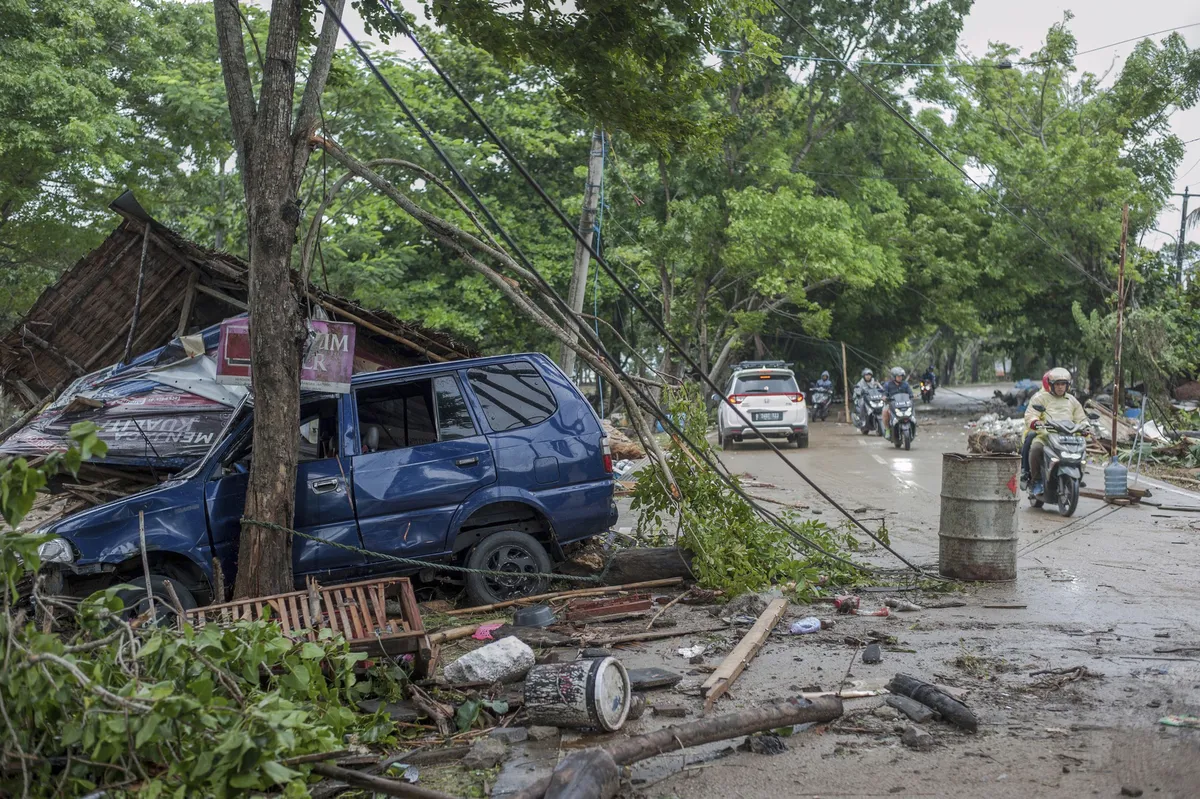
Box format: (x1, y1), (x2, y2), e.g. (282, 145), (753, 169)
(920, 380), (935, 403)
(888, 393), (917, 450)
(810, 387), (832, 421)
(1027, 403), (1090, 517)
(858, 389), (886, 436)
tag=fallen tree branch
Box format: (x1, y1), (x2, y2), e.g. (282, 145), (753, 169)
(311, 762), (462, 799)
(512, 695), (844, 799)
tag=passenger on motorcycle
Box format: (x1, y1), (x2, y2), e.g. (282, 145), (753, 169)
(853, 368), (881, 420)
(815, 371), (834, 392)
(1024, 367), (1088, 496)
(1020, 371), (1054, 490)
(881, 367), (914, 439)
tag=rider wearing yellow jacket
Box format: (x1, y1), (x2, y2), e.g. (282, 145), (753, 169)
(1023, 367), (1088, 493)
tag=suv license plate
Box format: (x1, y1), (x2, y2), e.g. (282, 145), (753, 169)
(752, 411), (783, 422)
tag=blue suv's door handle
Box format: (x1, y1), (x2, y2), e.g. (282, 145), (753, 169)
(455, 457), (479, 468)
(310, 477), (341, 494)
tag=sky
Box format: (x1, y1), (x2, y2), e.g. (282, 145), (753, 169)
(331, 0), (1199, 262)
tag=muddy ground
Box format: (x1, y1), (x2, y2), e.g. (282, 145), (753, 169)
(476, 387), (1200, 799)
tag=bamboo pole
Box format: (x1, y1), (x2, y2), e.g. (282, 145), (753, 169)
(441, 577), (684, 616)
(841, 341), (851, 423)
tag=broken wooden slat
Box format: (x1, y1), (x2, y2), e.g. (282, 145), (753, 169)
(701, 598), (788, 711)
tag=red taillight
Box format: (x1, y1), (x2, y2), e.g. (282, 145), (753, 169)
(790, 393), (804, 403)
(601, 436), (613, 473)
(728, 395), (743, 405)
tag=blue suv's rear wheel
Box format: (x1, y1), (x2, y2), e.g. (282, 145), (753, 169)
(465, 530), (552, 606)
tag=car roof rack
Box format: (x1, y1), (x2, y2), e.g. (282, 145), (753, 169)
(733, 360), (792, 372)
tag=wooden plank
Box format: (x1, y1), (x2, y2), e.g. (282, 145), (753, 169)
(367, 584), (389, 631)
(441, 577), (684, 616)
(343, 588), (365, 638)
(323, 591), (341, 635)
(354, 585), (376, 632)
(701, 598), (788, 712)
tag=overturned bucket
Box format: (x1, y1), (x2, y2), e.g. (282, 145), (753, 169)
(524, 657), (631, 731)
(938, 453), (1020, 581)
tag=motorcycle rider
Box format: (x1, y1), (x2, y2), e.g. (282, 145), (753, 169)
(852, 368), (881, 423)
(1024, 367), (1088, 496)
(922, 364), (938, 388)
(815, 370), (834, 393)
(881, 366), (914, 440)
(1020, 371), (1053, 490)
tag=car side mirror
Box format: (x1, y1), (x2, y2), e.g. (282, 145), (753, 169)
(1032, 404), (1046, 413)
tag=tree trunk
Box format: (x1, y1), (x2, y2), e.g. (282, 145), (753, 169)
(943, 343), (958, 388)
(560, 129), (605, 379)
(970, 345), (980, 383)
(214, 0), (345, 600)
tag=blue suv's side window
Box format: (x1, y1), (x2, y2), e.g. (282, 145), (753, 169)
(467, 361), (557, 432)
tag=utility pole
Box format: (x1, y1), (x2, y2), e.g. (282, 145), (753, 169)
(1112, 204), (1129, 459)
(1178, 187), (1190, 285)
(560, 128), (605, 379)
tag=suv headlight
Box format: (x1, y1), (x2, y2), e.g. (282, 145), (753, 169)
(37, 537), (74, 565)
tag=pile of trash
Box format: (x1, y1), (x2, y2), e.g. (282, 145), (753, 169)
(964, 413), (1025, 454)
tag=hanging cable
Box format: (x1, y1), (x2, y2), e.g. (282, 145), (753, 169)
(332, 0), (931, 576)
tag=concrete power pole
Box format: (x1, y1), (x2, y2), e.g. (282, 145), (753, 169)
(560, 128), (605, 380)
(1178, 187), (1190, 285)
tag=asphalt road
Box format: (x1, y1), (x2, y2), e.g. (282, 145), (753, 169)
(587, 391), (1200, 798)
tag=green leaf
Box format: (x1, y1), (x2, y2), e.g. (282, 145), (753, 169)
(299, 642), (326, 660)
(261, 760), (301, 784)
(455, 699), (482, 732)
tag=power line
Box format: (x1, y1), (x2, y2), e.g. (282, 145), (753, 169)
(332, 0), (929, 575)
(712, 47), (1013, 70)
(768, 0), (1112, 293)
(1061, 21), (1200, 61)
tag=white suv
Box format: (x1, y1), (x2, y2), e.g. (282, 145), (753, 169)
(717, 361), (809, 449)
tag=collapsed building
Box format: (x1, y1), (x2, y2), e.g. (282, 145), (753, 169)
(0, 192), (473, 510)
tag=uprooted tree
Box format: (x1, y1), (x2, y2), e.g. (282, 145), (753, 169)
(211, 0), (771, 598)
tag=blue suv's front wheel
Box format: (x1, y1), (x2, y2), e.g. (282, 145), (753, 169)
(465, 530), (552, 606)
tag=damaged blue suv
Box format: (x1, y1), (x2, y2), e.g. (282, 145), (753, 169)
(36, 354), (617, 608)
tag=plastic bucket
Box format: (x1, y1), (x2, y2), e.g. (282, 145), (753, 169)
(938, 453), (1019, 581)
(523, 657), (631, 731)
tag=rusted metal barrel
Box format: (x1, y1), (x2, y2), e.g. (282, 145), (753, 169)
(939, 453), (1019, 581)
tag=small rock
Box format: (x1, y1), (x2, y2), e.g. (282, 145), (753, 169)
(862, 643), (882, 664)
(1147, 699), (1161, 708)
(689, 654), (705, 665)
(627, 667), (683, 691)
(738, 734), (788, 755)
(719, 593), (767, 619)
(444, 637), (535, 685)
(901, 725), (935, 751)
(886, 695), (937, 723)
(873, 705), (901, 720)
(1120, 787), (1143, 797)
(653, 703), (689, 718)
(463, 737), (508, 769)
(527, 726), (559, 742)
(1154, 633), (1170, 639)
(489, 726), (528, 744)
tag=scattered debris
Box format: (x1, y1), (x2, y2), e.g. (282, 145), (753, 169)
(703, 598), (788, 710)
(1120, 787), (1144, 798)
(444, 636), (535, 685)
(443, 577), (684, 616)
(982, 604), (1027, 610)
(627, 667), (683, 691)
(678, 644), (707, 659)
(861, 643), (883, 664)
(788, 617), (822, 635)
(527, 725), (560, 742)
(652, 703), (689, 718)
(886, 695), (937, 723)
(739, 733), (788, 755)
(565, 593), (652, 622)
(873, 704), (900, 720)
(524, 657), (630, 732)
(901, 724), (936, 751)
(887, 674), (978, 733)
(513, 605), (557, 628)
(601, 419), (645, 460)
(463, 737), (510, 769)
(1158, 715), (1200, 729)
(1029, 665), (1101, 689)
(884, 597), (923, 612)
(472, 621), (507, 640)
(491, 727), (530, 744)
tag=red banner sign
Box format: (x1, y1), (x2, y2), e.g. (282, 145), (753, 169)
(216, 318), (356, 393)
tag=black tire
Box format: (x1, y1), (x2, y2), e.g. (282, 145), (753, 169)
(892, 429), (901, 448)
(1057, 476), (1079, 517)
(903, 430), (912, 451)
(860, 424), (869, 436)
(116, 575), (197, 624)
(795, 434), (809, 449)
(465, 530), (552, 606)
(724, 432), (737, 450)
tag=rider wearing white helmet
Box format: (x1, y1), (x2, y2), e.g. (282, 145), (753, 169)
(1024, 367), (1087, 495)
(881, 366), (913, 438)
